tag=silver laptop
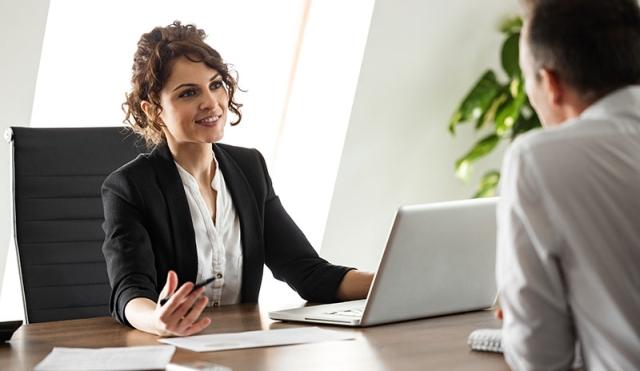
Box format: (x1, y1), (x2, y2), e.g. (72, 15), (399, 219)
(269, 197), (498, 327)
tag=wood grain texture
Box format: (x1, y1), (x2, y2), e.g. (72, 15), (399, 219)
(0, 304), (508, 370)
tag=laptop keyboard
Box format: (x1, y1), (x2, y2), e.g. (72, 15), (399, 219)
(325, 308), (364, 317)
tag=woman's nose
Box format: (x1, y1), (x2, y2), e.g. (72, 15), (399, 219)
(199, 90), (221, 111)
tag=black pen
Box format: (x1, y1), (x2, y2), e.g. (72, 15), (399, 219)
(159, 276), (216, 306)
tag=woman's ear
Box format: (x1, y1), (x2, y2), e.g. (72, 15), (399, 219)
(140, 100), (154, 121)
(140, 100), (164, 127)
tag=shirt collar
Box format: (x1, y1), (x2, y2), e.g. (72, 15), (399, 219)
(211, 152), (222, 192)
(579, 85), (640, 122)
(174, 149), (223, 192)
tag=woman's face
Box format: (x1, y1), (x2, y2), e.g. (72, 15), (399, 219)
(157, 56), (228, 146)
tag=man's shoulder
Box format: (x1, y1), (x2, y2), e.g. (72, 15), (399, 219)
(509, 118), (589, 159)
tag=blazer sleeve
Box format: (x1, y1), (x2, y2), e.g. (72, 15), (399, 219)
(256, 150), (354, 302)
(101, 168), (159, 326)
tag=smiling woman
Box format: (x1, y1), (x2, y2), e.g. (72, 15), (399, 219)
(0, 0), (375, 322)
(123, 22), (242, 148)
(101, 21), (374, 337)
(151, 60), (229, 145)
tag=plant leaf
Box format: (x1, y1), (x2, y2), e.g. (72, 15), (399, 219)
(495, 77), (526, 136)
(455, 133), (501, 181)
(511, 106), (542, 140)
(476, 89), (508, 130)
(449, 70), (501, 135)
(501, 32), (521, 79)
(499, 16), (523, 35)
(473, 170), (501, 198)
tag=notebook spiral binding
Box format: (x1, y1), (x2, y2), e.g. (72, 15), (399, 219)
(467, 328), (503, 353)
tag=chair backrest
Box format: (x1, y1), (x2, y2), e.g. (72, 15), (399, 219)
(9, 126), (146, 323)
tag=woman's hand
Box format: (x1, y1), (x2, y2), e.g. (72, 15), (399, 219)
(124, 270), (211, 337)
(153, 271), (211, 337)
(336, 270), (375, 300)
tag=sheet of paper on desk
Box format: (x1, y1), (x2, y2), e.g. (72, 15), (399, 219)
(34, 345), (176, 371)
(158, 327), (355, 352)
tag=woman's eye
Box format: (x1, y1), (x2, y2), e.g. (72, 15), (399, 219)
(210, 80), (224, 90)
(178, 89), (196, 98)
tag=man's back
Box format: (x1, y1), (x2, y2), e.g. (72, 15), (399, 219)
(497, 86), (640, 370)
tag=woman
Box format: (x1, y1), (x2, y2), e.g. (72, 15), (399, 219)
(101, 21), (373, 337)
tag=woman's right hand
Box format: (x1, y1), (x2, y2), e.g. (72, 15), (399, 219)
(152, 270), (211, 337)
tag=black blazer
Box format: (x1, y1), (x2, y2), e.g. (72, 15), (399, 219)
(101, 142), (352, 326)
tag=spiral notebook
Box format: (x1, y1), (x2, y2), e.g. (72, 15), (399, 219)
(467, 328), (503, 353)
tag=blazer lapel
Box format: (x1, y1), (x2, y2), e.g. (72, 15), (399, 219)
(148, 144), (198, 283)
(214, 144), (264, 302)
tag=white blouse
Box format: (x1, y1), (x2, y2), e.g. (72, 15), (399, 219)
(175, 152), (243, 307)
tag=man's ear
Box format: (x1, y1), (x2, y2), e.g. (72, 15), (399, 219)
(539, 68), (564, 107)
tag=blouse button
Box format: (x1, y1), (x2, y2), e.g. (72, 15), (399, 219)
(216, 273), (223, 279)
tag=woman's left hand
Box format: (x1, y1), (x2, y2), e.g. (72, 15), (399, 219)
(336, 270), (375, 300)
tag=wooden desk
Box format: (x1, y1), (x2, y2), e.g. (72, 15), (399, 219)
(0, 304), (508, 370)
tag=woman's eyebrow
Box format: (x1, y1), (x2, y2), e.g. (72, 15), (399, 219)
(172, 74), (221, 92)
(173, 83), (196, 92)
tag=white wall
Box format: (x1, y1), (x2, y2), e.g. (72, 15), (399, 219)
(321, 0), (519, 271)
(0, 0), (50, 320)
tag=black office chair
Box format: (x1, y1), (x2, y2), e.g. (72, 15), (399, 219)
(8, 127), (146, 323)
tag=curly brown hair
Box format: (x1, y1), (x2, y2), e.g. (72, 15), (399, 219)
(123, 21), (242, 147)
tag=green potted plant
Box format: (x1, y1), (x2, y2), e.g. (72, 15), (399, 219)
(449, 16), (541, 197)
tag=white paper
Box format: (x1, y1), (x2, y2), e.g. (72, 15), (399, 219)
(34, 345), (176, 371)
(159, 327), (355, 352)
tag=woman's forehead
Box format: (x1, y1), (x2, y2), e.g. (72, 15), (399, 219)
(165, 57), (220, 88)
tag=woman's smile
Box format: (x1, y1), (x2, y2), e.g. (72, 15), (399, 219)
(195, 114), (223, 126)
